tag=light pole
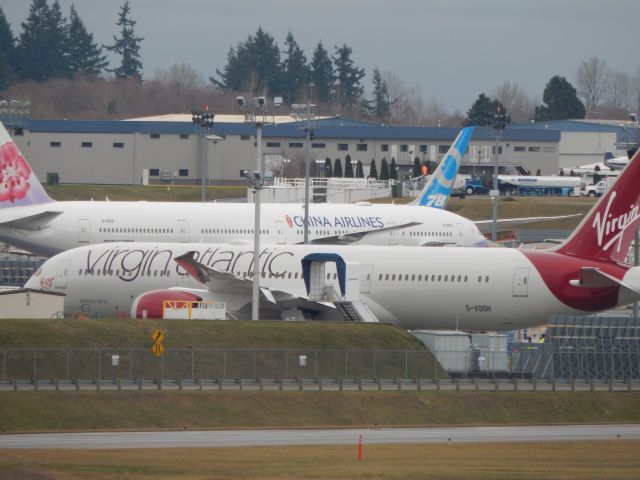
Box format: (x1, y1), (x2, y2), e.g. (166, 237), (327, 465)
(237, 95), (275, 321)
(191, 110), (215, 202)
(490, 106), (506, 243)
(291, 102), (316, 244)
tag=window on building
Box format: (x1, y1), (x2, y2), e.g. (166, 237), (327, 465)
(543, 146), (555, 152)
(81, 142), (92, 148)
(438, 144), (451, 154)
(311, 142), (326, 148)
(113, 142), (124, 148)
(514, 146), (526, 152)
(356, 144), (367, 151)
(50, 141), (61, 148)
(492, 145), (503, 154)
(13, 128), (24, 136)
(149, 169), (160, 176)
(338, 143), (348, 151)
(150, 133), (160, 139)
(178, 169), (188, 177)
(179, 134), (189, 140)
(528, 146), (541, 152)
(288, 142), (303, 148)
(419, 144), (428, 153)
(381, 144), (389, 152)
(400, 144), (408, 152)
(266, 142), (281, 148)
(240, 134), (250, 140)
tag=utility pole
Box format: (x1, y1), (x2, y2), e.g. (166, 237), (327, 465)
(491, 106), (506, 243)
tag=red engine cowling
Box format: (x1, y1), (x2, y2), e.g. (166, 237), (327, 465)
(130, 289), (203, 319)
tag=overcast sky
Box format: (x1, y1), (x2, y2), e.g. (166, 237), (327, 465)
(3, 0), (639, 113)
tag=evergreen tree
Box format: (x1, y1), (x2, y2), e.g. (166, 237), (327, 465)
(355, 160), (364, 178)
(17, 0), (69, 81)
(344, 154), (354, 177)
(369, 159), (378, 179)
(366, 67), (392, 120)
(332, 43), (365, 109)
(465, 93), (503, 127)
(104, 1), (144, 80)
(389, 157), (398, 180)
(380, 158), (389, 181)
(212, 27), (282, 96)
(333, 157), (343, 178)
(534, 75), (585, 121)
(324, 157), (332, 178)
(282, 31), (309, 103)
(310, 41), (333, 102)
(66, 4), (108, 75)
(0, 7), (17, 89)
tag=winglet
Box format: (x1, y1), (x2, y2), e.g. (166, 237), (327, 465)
(0, 121), (53, 209)
(409, 127), (473, 208)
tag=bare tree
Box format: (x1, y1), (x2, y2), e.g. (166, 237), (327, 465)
(492, 81), (537, 123)
(151, 62), (206, 90)
(576, 57), (610, 116)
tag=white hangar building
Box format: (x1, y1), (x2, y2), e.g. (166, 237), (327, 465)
(3, 114), (628, 186)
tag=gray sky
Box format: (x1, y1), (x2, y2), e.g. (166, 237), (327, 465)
(3, 0), (639, 113)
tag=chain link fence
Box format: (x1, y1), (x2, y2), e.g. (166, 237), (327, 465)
(0, 348), (445, 382)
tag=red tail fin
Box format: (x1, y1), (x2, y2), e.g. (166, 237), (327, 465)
(556, 149), (640, 263)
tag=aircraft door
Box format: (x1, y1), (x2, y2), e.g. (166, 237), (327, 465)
(54, 259), (72, 288)
(78, 219), (90, 243)
(387, 222), (398, 245)
(275, 221), (286, 244)
(360, 265), (374, 293)
(512, 267), (530, 297)
(177, 220), (189, 242)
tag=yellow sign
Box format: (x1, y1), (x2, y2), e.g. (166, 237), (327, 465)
(151, 329), (165, 357)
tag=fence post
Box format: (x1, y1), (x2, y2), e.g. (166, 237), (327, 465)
(532, 377), (537, 392)
(474, 377), (479, 392)
(627, 377), (632, 393)
(609, 377), (613, 393)
(590, 378), (595, 392)
(455, 378), (460, 391)
(494, 378), (499, 392)
(417, 377), (421, 391)
(513, 377), (518, 392)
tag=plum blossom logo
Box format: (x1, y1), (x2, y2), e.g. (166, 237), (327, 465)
(40, 276), (54, 290)
(285, 215), (293, 228)
(0, 141), (32, 204)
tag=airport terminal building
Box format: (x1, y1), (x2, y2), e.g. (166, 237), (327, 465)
(2, 114), (629, 186)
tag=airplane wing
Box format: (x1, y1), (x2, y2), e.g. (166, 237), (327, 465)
(174, 251), (335, 314)
(475, 214), (581, 233)
(305, 221), (422, 244)
(0, 210), (63, 230)
(569, 267), (640, 296)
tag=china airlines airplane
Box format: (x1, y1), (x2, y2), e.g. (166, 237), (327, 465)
(0, 123), (487, 255)
(27, 147), (640, 330)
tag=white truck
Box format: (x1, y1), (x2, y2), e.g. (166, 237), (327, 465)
(581, 176), (617, 197)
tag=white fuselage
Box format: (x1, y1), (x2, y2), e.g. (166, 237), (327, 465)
(0, 201), (486, 256)
(25, 241), (619, 331)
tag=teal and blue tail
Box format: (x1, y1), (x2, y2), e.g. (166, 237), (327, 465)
(0, 121), (53, 209)
(410, 127), (473, 208)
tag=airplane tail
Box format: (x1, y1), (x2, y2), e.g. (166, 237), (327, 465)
(604, 152), (616, 160)
(0, 121), (53, 208)
(555, 148), (640, 263)
(409, 127), (473, 208)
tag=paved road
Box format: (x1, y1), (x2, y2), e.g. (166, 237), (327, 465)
(1, 424), (638, 449)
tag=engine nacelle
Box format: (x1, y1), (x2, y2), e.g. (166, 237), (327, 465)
(130, 289), (203, 319)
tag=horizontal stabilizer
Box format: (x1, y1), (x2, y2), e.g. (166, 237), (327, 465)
(570, 267), (640, 296)
(475, 214), (581, 233)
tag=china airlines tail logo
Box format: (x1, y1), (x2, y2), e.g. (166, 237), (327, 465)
(0, 141), (32, 204)
(285, 215), (293, 228)
(592, 191), (640, 252)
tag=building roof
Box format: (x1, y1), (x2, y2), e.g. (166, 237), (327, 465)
(12, 118), (560, 142)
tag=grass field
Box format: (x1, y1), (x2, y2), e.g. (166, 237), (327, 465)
(1, 441), (639, 479)
(43, 183), (246, 202)
(1, 391), (639, 432)
(0, 318), (425, 350)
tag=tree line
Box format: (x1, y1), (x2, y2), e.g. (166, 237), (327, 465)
(2, 1), (639, 126)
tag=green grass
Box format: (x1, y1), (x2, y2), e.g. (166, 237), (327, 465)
(1, 391), (639, 432)
(43, 183), (245, 202)
(0, 318), (425, 350)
